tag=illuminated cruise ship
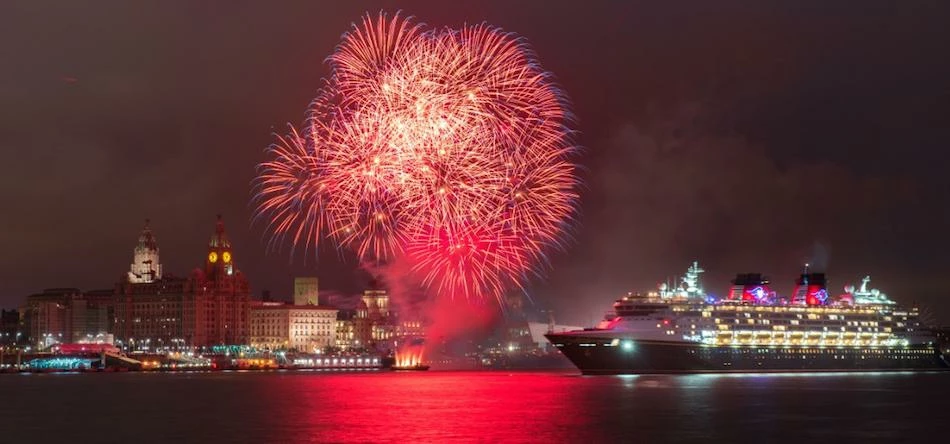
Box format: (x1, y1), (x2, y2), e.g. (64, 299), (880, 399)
(546, 263), (947, 374)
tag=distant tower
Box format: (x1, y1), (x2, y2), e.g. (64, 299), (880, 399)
(205, 214), (234, 278)
(294, 277), (319, 305)
(128, 219), (162, 283)
(362, 277), (390, 320)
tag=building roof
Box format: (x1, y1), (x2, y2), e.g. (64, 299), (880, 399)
(137, 219), (159, 251)
(249, 301), (338, 311)
(209, 214), (231, 249)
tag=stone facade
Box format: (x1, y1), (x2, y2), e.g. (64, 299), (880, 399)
(127, 219), (162, 283)
(113, 216), (249, 349)
(249, 301), (338, 352)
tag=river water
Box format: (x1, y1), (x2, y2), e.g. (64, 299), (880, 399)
(1, 370), (945, 443)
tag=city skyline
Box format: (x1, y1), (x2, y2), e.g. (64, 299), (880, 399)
(6, 215), (394, 304)
(1, 4), (949, 443)
(2, 1), (950, 325)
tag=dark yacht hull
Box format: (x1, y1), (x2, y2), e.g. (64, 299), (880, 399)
(546, 333), (948, 375)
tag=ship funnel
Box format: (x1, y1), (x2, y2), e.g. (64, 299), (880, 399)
(729, 273), (772, 303)
(793, 272), (828, 306)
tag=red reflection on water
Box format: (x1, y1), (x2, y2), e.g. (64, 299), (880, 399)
(265, 372), (592, 442)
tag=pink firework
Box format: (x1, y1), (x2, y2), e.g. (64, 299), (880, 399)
(254, 12), (579, 304)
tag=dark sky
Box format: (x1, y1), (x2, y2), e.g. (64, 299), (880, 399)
(2, 1), (949, 325)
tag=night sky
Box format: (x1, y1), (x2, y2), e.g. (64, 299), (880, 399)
(2, 1), (948, 325)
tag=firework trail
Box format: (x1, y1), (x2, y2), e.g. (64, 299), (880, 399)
(254, 12), (579, 304)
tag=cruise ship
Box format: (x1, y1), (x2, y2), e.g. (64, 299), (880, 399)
(546, 263), (947, 374)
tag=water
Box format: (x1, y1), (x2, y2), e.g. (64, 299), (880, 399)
(1, 370), (946, 443)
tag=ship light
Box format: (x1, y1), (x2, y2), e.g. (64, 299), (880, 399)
(621, 340), (635, 352)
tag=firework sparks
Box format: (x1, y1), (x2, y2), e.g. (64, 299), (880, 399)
(254, 12), (579, 304)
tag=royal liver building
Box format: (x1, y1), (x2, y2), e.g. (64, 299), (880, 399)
(128, 219), (162, 283)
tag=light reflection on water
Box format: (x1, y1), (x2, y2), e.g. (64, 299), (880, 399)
(0, 370), (946, 443)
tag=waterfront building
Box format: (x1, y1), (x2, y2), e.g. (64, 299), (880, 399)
(349, 301), (375, 348)
(249, 301), (338, 352)
(113, 216), (250, 349)
(396, 320), (425, 339)
(361, 285), (390, 320)
(361, 283), (395, 343)
(114, 277), (190, 349)
(335, 310), (357, 350)
(333, 282), (425, 352)
(22, 288), (114, 348)
(294, 277), (319, 306)
(24, 289), (72, 347)
(69, 289), (114, 344)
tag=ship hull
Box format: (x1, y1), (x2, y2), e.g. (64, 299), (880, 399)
(546, 333), (948, 375)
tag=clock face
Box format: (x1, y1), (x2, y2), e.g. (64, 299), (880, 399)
(222, 251), (232, 263)
(208, 251), (218, 263)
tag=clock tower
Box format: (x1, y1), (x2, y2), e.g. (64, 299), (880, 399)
(128, 219), (162, 283)
(206, 214), (234, 278)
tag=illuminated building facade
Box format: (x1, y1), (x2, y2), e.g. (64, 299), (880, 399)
(24, 290), (69, 347)
(127, 219), (162, 283)
(335, 311), (357, 350)
(22, 288), (114, 348)
(354, 301), (374, 345)
(69, 289), (114, 344)
(249, 301), (338, 352)
(396, 320), (425, 339)
(294, 277), (319, 306)
(114, 277), (189, 349)
(362, 285), (397, 343)
(334, 283), (424, 351)
(114, 216), (250, 348)
(361, 287), (390, 320)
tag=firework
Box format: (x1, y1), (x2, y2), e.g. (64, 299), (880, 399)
(254, 12), (579, 303)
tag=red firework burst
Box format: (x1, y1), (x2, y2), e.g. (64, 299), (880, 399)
(254, 12), (578, 304)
